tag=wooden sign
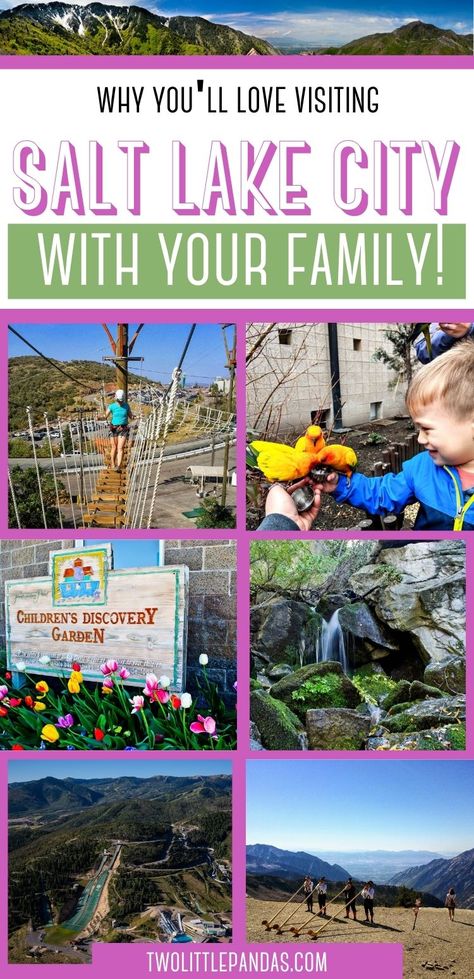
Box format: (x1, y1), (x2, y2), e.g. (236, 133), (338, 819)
(5, 556), (188, 690)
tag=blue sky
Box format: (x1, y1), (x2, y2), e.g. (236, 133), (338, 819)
(9, 758), (231, 782)
(1, 1), (471, 44)
(247, 761), (474, 852)
(9, 323), (232, 385)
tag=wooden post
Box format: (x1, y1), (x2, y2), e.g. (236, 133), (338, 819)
(292, 884), (349, 936)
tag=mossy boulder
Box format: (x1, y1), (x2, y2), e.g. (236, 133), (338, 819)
(250, 690), (305, 750)
(270, 661), (362, 722)
(383, 695), (465, 734)
(423, 655), (465, 694)
(352, 666), (398, 705)
(381, 680), (412, 710)
(306, 708), (371, 750)
(409, 681), (444, 701)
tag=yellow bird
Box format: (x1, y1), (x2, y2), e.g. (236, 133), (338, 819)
(314, 444), (358, 477)
(250, 425), (326, 482)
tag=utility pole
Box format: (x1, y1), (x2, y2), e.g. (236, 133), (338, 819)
(221, 324), (236, 507)
(101, 324), (145, 405)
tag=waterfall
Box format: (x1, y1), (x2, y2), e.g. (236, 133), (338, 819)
(315, 609), (348, 673)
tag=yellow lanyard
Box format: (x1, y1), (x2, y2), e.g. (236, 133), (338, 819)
(443, 467), (474, 530)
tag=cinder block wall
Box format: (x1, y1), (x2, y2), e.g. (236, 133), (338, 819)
(164, 540), (237, 702)
(0, 539), (237, 702)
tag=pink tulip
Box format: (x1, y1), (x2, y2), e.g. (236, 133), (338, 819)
(102, 677), (114, 689)
(190, 714), (217, 736)
(129, 695), (144, 714)
(100, 659), (119, 675)
(0, 685), (9, 701)
(119, 667), (130, 680)
(143, 673), (159, 698)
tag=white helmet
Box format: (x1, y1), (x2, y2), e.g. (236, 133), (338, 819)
(115, 389), (125, 401)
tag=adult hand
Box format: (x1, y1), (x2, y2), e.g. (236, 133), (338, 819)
(312, 472), (339, 494)
(265, 480), (321, 530)
(439, 323), (471, 338)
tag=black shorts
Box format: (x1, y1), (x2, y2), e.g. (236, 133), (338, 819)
(110, 424), (129, 437)
(318, 893), (326, 908)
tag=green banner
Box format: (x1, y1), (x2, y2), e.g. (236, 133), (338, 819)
(8, 223), (465, 299)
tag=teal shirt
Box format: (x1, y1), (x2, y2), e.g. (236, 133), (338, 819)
(108, 401), (130, 425)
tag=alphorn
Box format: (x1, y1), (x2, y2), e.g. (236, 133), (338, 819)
(261, 883), (305, 930)
(307, 890), (364, 938)
(274, 888), (316, 935)
(291, 885), (349, 936)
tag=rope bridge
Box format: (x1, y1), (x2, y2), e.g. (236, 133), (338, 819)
(9, 380), (236, 529)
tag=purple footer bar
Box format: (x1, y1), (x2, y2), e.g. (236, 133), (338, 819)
(87, 943), (404, 979)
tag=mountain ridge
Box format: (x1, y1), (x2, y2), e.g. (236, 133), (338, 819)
(389, 848), (474, 908)
(315, 21), (473, 55)
(247, 842), (350, 880)
(0, 2), (278, 54)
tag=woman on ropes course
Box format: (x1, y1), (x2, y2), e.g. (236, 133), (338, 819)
(106, 389), (133, 472)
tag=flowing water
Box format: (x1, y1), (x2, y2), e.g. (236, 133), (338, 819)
(315, 609), (348, 673)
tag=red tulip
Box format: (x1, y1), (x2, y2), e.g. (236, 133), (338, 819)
(94, 728), (105, 741)
(25, 696), (34, 708)
(12, 744), (25, 750)
(9, 698), (22, 707)
(72, 662), (81, 671)
(5, 672), (12, 680)
(171, 694), (181, 709)
(0, 706), (8, 717)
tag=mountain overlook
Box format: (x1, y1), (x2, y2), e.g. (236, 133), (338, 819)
(316, 21), (473, 55)
(389, 848), (474, 908)
(0, 2), (278, 54)
(247, 843), (350, 880)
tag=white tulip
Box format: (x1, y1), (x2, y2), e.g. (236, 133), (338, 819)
(199, 654), (209, 666)
(14, 661), (26, 672)
(39, 655), (51, 665)
(180, 692), (192, 709)
(159, 675), (171, 689)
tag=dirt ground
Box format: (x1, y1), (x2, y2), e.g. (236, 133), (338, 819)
(247, 418), (418, 530)
(247, 899), (474, 978)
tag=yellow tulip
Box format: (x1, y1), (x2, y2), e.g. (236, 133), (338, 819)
(102, 686), (113, 695)
(68, 677), (81, 694)
(33, 701), (46, 712)
(35, 681), (49, 695)
(41, 724), (59, 743)
(70, 670), (83, 684)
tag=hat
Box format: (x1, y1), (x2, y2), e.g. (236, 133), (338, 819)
(115, 389), (125, 401)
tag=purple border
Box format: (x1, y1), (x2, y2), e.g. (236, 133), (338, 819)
(0, 55), (472, 69)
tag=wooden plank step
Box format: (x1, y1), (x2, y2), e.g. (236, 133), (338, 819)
(83, 514), (125, 528)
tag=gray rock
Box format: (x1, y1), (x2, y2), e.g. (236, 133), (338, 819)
(383, 695), (465, 733)
(306, 709), (371, 750)
(251, 598), (322, 666)
(256, 673), (272, 689)
(266, 664), (294, 680)
(366, 725), (465, 751)
(424, 656), (465, 694)
(371, 542), (465, 665)
(337, 602), (398, 649)
(250, 690), (304, 751)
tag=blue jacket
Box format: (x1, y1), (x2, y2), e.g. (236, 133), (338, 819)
(414, 324), (474, 364)
(333, 451), (474, 530)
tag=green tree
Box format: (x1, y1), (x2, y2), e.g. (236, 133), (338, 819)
(373, 324), (417, 391)
(8, 467), (63, 528)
